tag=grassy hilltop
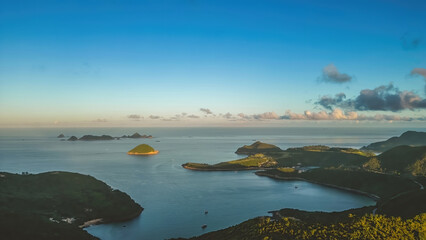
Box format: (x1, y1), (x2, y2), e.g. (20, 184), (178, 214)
(127, 144), (159, 155)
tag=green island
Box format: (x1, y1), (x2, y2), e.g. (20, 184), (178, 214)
(181, 131), (426, 239)
(68, 135), (116, 141)
(0, 171), (143, 240)
(128, 144), (159, 155)
(121, 132), (153, 139)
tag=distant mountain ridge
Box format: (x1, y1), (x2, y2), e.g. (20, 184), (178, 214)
(361, 131), (426, 152)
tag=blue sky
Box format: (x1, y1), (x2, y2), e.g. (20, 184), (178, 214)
(0, 0), (425, 126)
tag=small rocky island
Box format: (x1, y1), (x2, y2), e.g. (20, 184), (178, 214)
(0, 171), (143, 240)
(65, 132), (153, 141)
(79, 135), (116, 141)
(121, 132), (153, 139)
(128, 144), (159, 155)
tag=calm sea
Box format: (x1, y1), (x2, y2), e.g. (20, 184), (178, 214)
(1, 127), (424, 239)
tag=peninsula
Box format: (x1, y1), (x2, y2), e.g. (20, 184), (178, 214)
(0, 171), (143, 240)
(178, 139), (426, 240)
(127, 144), (159, 155)
(183, 142), (374, 171)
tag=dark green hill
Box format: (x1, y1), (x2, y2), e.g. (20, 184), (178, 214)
(256, 168), (418, 199)
(274, 147), (371, 168)
(178, 210), (425, 240)
(0, 171), (143, 240)
(235, 141), (282, 155)
(363, 145), (426, 176)
(378, 189), (426, 218)
(361, 131), (426, 152)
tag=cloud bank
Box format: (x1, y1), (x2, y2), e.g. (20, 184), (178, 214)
(282, 108), (415, 121)
(316, 84), (426, 112)
(126, 101), (425, 124)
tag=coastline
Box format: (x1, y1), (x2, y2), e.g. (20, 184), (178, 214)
(182, 164), (274, 171)
(255, 171), (381, 201)
(81, 206), (144, 228)
(79, 218), (103, 228)
(128, 150), (159, 155)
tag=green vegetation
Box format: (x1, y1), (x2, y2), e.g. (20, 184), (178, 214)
(181, 212), (425, 240)
(361, 146), (426, 176)
(375, 146), (426, 176)
(178, 189), (426, 240)
(184, 142), (426, 177)
(256, 168), (419, 199)
(286, 145), (375, 157)
(361, 131), (426, 152)
(235, 141), (282, 155)
(0, 171), (143, 240)
(363, 157), (382, 171)
(277, 167), (295, 173)
(183, 154), (277, 170)
(378, 190), (426, 219)
(272, 147), (370, 168)
(180, 140), (426, 240)
(184, 143), (374, 171)
(127, 144), (158, 155)
(269, 207), (375, 224)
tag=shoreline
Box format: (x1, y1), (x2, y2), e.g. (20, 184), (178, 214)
(81, 207), (144, 229)
(79, 218), (103, 228)
(182, 165), (274, 171)
(128, 150), (159, 155)
(255, 171), (381, 201)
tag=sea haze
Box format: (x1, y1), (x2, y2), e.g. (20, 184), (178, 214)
(1, 127), (424, 239)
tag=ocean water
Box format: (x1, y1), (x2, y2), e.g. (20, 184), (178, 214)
(1, 127), (424, 239)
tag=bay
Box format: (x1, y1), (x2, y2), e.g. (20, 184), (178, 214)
(1, 127), (424, 239)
